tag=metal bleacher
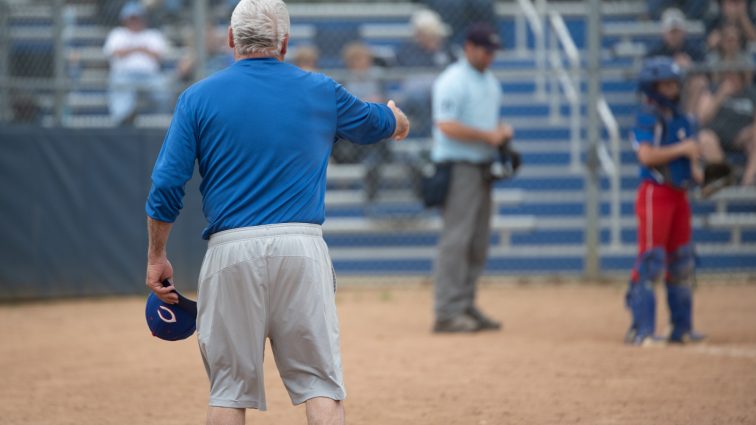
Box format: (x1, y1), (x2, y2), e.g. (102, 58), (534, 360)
(6, 1), (756, 276)
(320, 1), (756, 275)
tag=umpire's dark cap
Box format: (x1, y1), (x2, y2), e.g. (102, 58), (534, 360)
(465, 23), (501, 52)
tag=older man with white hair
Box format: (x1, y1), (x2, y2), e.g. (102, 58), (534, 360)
(144, 1), (409, 424)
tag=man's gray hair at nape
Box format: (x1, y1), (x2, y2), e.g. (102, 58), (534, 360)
(230, 0), (291, 57)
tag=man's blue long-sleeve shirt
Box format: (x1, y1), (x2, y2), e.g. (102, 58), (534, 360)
(146, 58), (396, 239)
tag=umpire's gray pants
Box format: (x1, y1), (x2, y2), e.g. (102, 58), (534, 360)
(433, 162), (493, 322)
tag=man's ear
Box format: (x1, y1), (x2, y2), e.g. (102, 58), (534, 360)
(280, 35), (289, 58)
(227, 27), (235, 49)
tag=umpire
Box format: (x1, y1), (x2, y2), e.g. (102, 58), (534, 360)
(431, 23), (514, 333)
(144, 1), (409, 424)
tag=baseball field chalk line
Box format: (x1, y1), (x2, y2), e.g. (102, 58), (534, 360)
(687, 345), (756, 359)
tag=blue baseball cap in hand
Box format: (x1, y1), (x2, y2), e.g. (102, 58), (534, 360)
(145, 279), (197, 341)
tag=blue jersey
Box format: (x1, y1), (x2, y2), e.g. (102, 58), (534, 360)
(632, 106), (696, 188)
(146, 58), (396, 239)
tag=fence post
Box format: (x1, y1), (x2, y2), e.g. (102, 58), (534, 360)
(0, 0), (8, 122)
(52, 0), (66, 126)
(192, 0), (209, 82)
(584, 0), (602, 280)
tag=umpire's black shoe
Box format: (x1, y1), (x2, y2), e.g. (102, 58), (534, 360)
(433, 314), (481, 333)
(467, 307), (502, 331)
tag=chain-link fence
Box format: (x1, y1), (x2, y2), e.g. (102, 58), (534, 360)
(1, 0), (497, 125)
(1, 0), (755, 291)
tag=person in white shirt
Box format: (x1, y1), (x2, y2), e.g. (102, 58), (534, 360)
(103, 2), (171, 125)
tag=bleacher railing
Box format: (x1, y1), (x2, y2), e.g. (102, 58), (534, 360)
(546, 10), (581, 173)
(516, 0), (582, 173)
(515, 0), (546, 99)
(597, 96), (622, 250)
(517, 0), (623, 254)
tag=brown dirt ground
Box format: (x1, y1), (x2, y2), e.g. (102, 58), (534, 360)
(2, 279), (756, 425)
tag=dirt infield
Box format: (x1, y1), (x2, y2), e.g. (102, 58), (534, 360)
(2, 280), (755, 425)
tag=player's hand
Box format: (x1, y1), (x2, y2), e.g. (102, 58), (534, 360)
(691, 162), (704, 184)
(680, 139), (701, 161)
(487, 123), (514, 147)
(387, 100), (410, 141)
(499, 123), (515, 143)
(146, 257), (178, 304)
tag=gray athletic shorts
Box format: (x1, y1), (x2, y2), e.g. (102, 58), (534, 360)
(196, 223), (345, 411)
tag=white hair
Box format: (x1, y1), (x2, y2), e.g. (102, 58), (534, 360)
(230, 0), (290, 56)
(411, 9), (449, 38)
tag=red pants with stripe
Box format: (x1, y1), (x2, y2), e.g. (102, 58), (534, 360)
(630, 181), (691, 282)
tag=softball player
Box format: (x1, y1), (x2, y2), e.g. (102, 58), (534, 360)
(144, 1), (409, 424)
(626, 57), (706, 346)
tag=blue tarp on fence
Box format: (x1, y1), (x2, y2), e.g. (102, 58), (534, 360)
(0, 126), (206, 300)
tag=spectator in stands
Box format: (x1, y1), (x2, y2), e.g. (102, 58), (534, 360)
(431, 23), (512, 333)
(396, 9), (454, 68)
(706, 22), (754, 84)
(340, 42), (385, 103)
(648, 8), (705, 67)
(647, 8), (707, 113)
(103, 2), (172, 126)
(418, 0), (496, 48)
(291, 45), (320, 71)
(646, 0), (711, 21)
(396, 9), (455, 138)
(697, 68), (756, 186)
(698, 23), (756, 186)
(335, 42), (390, 202)
(705, 0), (756, 51)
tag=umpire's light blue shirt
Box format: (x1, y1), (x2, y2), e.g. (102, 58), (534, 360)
(431, 57), (501, 163)
(146, 58), (396, 239)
